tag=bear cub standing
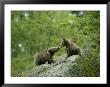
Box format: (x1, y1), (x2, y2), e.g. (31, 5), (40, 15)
(60, 38), (81, 58)
(34, 46), (62, 66)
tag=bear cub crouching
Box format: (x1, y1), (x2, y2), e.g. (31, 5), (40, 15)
(34, 46), (62, 66)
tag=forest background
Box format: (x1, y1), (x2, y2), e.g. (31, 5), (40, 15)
(11, 11), (100, 77)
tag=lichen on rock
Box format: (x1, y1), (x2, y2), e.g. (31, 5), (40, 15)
(19, 54), (80, 77)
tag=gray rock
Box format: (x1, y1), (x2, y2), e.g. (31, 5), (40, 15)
(20, 54), (80, 77)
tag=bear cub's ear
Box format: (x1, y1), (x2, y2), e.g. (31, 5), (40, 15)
(48, 48), (52, 53)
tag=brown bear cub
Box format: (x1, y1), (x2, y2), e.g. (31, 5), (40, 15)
(60, 38), (81, 58)
(34, 46), (63, 66)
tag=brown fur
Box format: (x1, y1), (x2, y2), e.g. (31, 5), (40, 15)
(60, 38), (81, 58)
(34, 46), (62, 66)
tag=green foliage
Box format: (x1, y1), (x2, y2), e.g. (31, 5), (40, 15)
(11, 11), (100, 77)
(70, 47), (100, 77)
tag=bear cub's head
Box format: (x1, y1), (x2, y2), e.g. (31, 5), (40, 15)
(48, 46), (63, 55)
(60, 38), (70, 46)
